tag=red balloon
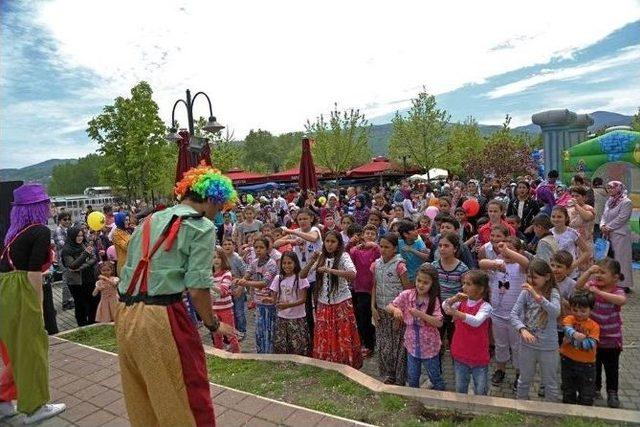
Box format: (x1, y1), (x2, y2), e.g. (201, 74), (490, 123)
(462, 198), (480, 217)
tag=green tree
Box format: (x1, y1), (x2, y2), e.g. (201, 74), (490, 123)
(87, 81), (169, 200)
(632, 107), (640, 131)
(276, 132), (305, 169)
(388, 89), (450, 178)
(48, 154), (106, 195)
(243, 129), (279, 173)
(210, 128), (244, 172)
(305, 104), (371, 178)
(444, 116), (486, 175)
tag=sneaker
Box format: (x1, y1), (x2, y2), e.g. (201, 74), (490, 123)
(607, 391), (620, 408)
(512, 374), (520, 393)
(491, 369), (505, 386)
(0, 402), (17, 419)
(23, 403), (66, 425)
(538, 384), (545, 398)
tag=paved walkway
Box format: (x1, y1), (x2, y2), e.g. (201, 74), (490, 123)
(0, 338), (368, 427)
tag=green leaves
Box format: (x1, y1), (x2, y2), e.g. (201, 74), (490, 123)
(388, 89), (450, 173)
(305, 104), (372, 176)
(86, 81), (170, 200)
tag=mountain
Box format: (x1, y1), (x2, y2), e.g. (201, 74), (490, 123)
(0, 158), (76, 185)
(368, 111), (633, 155)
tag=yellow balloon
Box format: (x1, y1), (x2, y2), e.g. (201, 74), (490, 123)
(87, 211), (106, 231)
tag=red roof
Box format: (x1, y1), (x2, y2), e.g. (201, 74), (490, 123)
(268, 165), (331, 182)
(347, 156), (400, 177)
(224, 169), (267, 184)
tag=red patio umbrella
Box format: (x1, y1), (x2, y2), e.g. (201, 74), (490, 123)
(175, 130), (214, 184)
(175, 130), (191, 183)
(298, 137), (318, 193)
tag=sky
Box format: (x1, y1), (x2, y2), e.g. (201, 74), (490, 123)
(1, 0), (639, 168)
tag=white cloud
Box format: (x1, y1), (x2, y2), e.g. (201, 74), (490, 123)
(486, 45), (640, 99)
(30, 0), (640, 137)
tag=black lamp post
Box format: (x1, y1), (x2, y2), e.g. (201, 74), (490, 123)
(165, 89), (225, 165)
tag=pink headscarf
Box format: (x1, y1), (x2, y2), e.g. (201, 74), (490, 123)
(606, 181), (627, 209)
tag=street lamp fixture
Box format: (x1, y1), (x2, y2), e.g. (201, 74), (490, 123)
(202, 116), (224, 133)
(166, 89), (225, 153)
(165, 127), (181, 142)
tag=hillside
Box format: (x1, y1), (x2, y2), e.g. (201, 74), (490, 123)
(0, 158), (76, 184)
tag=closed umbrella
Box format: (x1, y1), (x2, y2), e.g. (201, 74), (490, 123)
(175, 130), (191, 183)
(298, 137), (318, 194)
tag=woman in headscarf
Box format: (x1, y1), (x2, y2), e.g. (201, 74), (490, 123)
(112, 212), (131, 277)
(0, 183), (66, 423)
(61, 226), (98, 326)
(353, 194), (370, 227)
(536, 184), (556, 217)
(600, 181), (634, 291)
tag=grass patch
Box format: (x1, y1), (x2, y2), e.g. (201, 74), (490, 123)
(61, 325), (118, 353)
(61, 325), (626, 427)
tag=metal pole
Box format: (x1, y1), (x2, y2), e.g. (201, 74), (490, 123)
(186, 89), (195, 136)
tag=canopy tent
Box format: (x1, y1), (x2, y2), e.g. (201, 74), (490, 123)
(347, 156), (422, 177)
(267, 165), (331, 182)
(347, 156), (400, 177)
(224, 169), (267, 185)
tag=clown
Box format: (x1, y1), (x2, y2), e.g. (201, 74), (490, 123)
(0, 183), (66, 424)
(115, 165), (237, 426)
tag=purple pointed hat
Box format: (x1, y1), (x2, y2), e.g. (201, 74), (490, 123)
(12, 183), (50, 205)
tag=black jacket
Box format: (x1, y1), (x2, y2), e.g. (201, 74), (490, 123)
(507, 197), (540, 232)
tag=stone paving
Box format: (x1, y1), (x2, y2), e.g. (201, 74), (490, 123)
(47, 270), (640, 412)
(0, 337), (369, 427)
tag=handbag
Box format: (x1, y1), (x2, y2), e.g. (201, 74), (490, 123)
(593, 237), (611, 261)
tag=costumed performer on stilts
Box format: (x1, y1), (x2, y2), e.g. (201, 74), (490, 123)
(115, 164), (238, 427)
(0, 183), (67, 424)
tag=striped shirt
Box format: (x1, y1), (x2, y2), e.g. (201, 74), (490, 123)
(432, 259), (469, 301)
(212, 271), (233, 310)
(590, 286), (624, 349)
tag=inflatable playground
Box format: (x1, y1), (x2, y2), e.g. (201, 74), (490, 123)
(562, 128), (640, 234)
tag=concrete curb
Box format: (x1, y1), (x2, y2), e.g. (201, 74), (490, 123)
(203, 345), (640, 425)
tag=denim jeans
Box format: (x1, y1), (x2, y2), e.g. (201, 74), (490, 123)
(407, 353), (445, 389)
(454, 360), (488, 395)
(232, 292), (247, 333)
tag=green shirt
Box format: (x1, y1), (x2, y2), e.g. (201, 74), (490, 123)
(119, 204), (215, 296)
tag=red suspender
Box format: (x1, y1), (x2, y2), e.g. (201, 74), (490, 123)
(125, 215), (184, 296)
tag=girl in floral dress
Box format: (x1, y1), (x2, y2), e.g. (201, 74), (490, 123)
(301, 231), (362, 368)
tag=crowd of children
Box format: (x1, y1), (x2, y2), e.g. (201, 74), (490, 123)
(202, 178), (630, 409)
(85, 174), (629, 410)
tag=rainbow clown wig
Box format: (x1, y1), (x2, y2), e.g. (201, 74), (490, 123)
(174, 164), (238, 210)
